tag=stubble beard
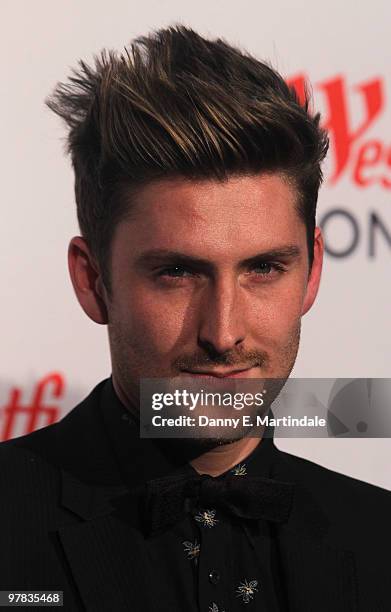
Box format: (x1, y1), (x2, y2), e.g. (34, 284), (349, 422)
(184, 322), (302, 451)
(109, 313), (301, 454)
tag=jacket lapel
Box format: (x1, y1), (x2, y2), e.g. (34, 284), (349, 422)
(58, 470), (157, 612)
(276, 529), (357, 612)
(271, 449), (358, 612)
(50, 381), (156, 611)
(53, 379), (188, 611)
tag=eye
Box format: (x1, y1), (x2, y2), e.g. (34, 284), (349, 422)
(248, 261), (285, 279)
(252, 262), (274, 274)
(157, 265), (196, 279)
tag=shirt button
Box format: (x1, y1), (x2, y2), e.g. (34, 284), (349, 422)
(208, 570), (221, 584)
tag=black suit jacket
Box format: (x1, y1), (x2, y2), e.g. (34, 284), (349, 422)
(0, 378), (390, 611)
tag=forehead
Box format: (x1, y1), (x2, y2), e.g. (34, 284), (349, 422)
(116, 172), (304, 257)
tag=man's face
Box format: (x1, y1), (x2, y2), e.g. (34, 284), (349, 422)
(102, 173), (323, 411)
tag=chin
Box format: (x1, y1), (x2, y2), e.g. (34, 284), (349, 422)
(190, 430), (248, 450)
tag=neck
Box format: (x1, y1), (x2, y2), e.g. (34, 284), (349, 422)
(190, 436), (262, 477)
(111, 373), (263, 476)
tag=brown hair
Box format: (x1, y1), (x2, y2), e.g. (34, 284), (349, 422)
(46, 25), (329, 295)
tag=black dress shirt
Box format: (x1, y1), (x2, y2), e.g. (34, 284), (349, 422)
(97, 378), (289, 612)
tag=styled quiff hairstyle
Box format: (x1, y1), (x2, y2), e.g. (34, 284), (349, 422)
(46, 25), (329, 296)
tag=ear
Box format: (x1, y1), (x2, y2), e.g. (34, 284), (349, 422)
(68, 236), (108, 324)
(301, 227), (324, 316)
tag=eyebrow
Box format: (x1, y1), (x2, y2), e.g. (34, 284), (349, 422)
(135, 246), (302, 272)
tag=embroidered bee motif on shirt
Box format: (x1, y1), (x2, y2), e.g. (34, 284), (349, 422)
(194, 508), (218, 527)
(231, 463), (247, 476)
(209, 603), (226, 612)
(236, 579), (259, 603)
(182, 539), (200, 563)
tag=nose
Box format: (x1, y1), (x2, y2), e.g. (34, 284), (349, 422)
(197, 276), (246, 356)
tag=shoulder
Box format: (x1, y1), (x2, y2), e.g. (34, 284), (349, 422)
(0, 435), (59, 514)
(278, 445), (391, 500)
(0, 378), (113, 490)
(0, 378), (122, 541)
(276, 444), (391, 540)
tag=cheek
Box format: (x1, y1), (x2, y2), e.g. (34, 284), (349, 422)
(116, 288), (189, 353)
(249, 279), (306, 342)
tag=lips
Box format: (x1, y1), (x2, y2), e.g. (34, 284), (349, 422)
(182, 368), (254, 378)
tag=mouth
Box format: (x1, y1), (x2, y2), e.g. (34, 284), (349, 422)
(181, 367), (256, 379)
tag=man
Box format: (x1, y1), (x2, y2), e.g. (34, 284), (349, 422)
(1, 25), (390, 612)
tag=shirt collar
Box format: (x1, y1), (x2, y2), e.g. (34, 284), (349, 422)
(98, 376), (279, 490)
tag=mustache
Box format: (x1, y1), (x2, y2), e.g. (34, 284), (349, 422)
(173, 349), (269, 371)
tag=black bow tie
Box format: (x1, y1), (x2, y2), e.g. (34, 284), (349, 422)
(143, 469), (294, 536)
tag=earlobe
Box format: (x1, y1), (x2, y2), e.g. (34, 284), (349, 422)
(68, 236), (109, 325)
(301, 227), (324, 316)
